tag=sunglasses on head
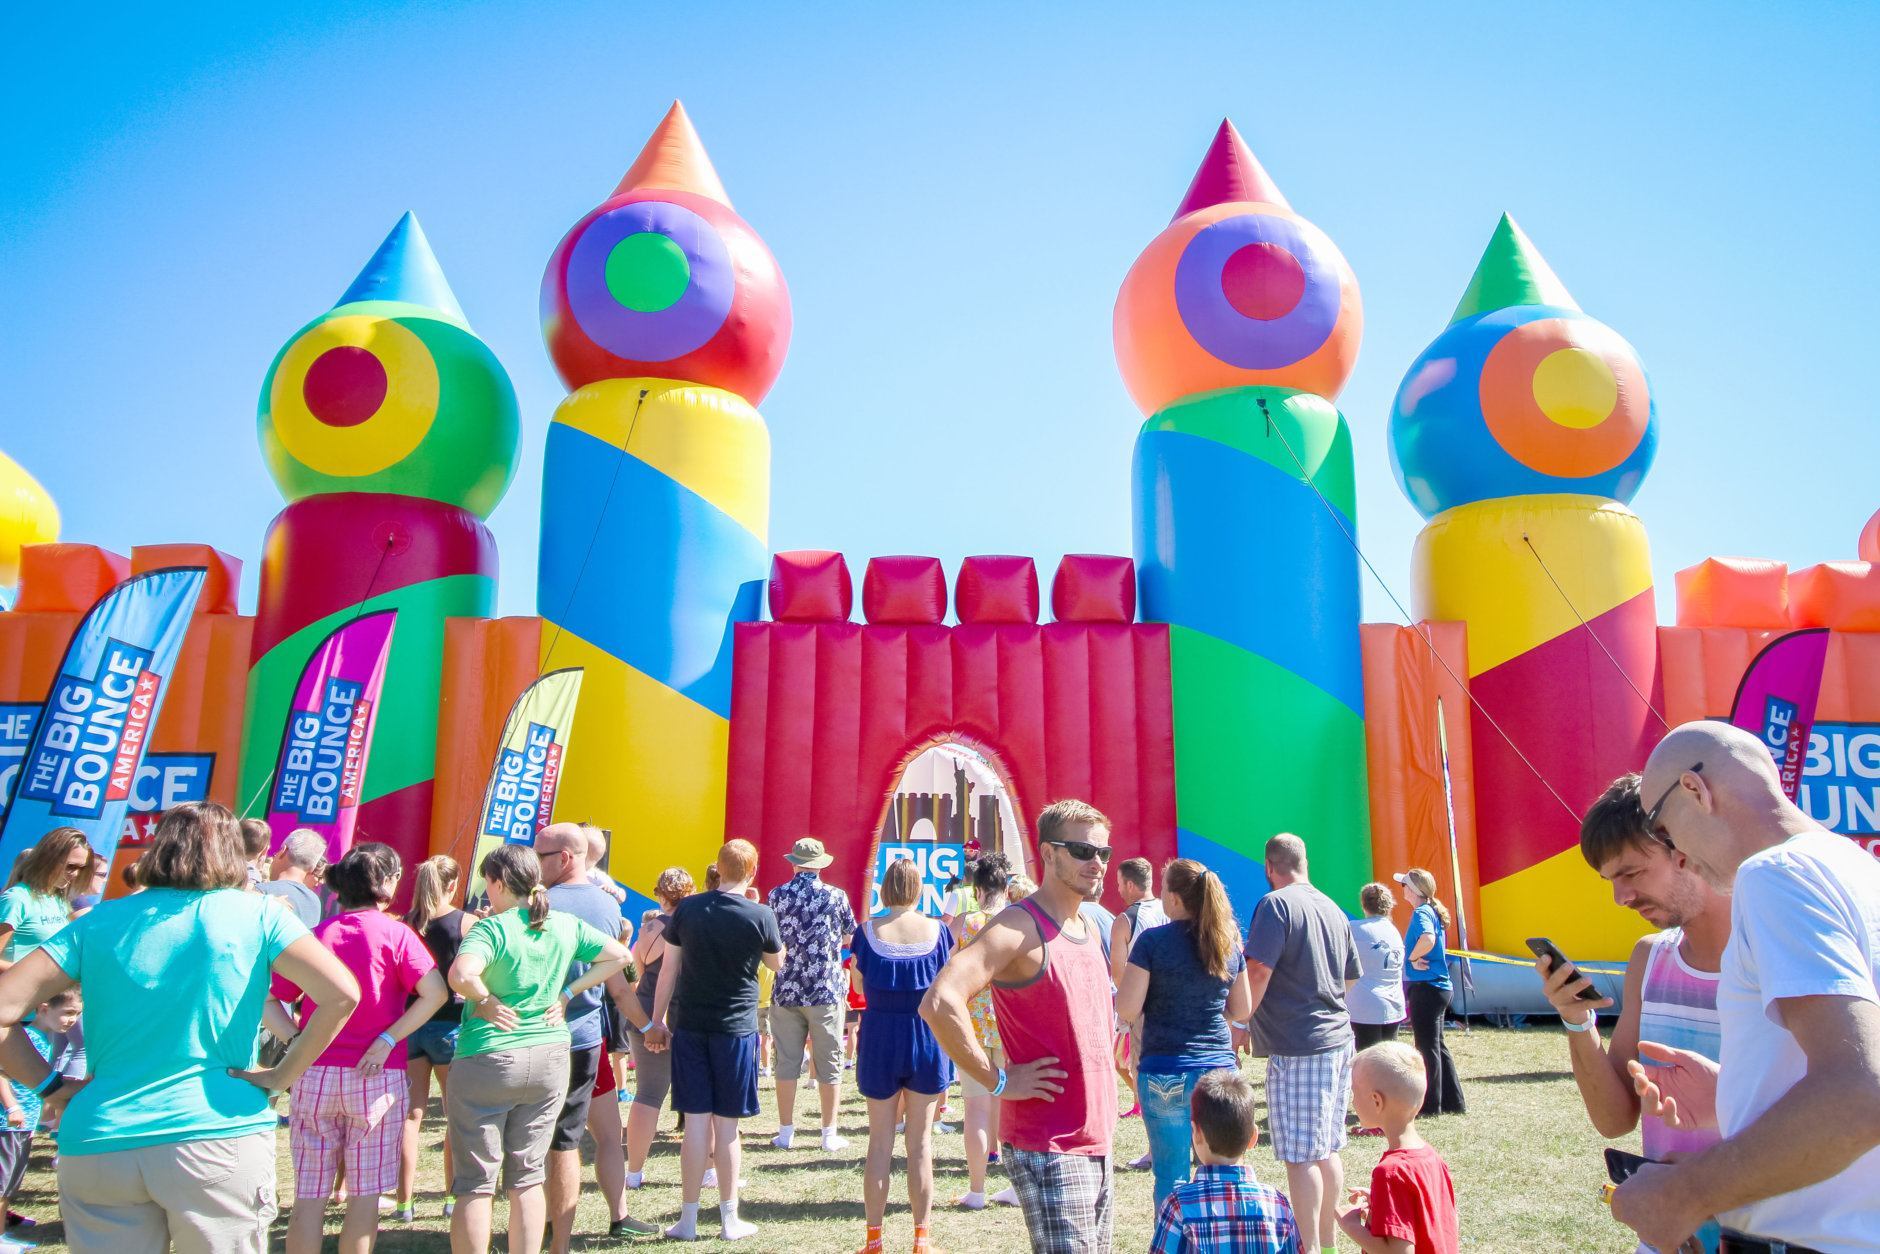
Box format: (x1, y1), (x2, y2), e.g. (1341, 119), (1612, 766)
(1644, 762), (1703, 840)
(1045, 838), (1112, 863)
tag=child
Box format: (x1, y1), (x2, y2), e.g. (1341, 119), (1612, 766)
(1150, 1070), (1301, 1253)
(1336, 1042), (1459, 1254)
(0, 989), (82, 1247)
(756, 958), (776, 1078)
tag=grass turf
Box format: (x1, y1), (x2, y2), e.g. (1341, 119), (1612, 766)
(8, 1024), (1641, 1251)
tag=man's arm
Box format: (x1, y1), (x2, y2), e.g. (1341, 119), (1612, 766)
(1109, 913), (1133, 990)
(1243, 960), (1275, 1017)
(1614, 994), (1880, 1247)
(646, 939), (682, 1047)
(918, 908), (1063, 1101)
(1542, 939), (1643, 1138)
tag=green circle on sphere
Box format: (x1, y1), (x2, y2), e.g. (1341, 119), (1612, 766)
(605, 232), (691, 312)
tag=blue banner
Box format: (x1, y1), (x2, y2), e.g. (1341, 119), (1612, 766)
(0, 702), (212, 847)
(870, 842), (966, 917)
(0, 567), (205, 864)
(1801, 721), (1880, 840)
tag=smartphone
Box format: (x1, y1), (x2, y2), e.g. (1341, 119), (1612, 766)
(1526, 937), (1606, 1002)
(1604, 1147), (1652, 1185)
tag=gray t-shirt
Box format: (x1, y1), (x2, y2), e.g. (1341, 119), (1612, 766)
(547, 880), (625, 1051)
(258, 879), (321, 930)
(1244, 881), (1360, 1056)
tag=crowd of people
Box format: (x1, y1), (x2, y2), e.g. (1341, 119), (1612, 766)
(0, 714), (1870, 1252)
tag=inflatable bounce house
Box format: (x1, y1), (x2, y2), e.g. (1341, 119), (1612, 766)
(3, 105), (1877, 1011)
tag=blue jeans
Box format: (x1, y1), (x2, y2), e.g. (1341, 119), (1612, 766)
(1140, 1067), (1231, 1207)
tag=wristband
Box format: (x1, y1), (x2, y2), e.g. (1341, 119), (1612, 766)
(375, 1031), (396, 1049)
(990, 1067), (1008, 1097)
(1560, 1014), (1593, 1033)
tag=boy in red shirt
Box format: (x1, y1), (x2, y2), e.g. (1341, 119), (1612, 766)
(1337, 1042), (1459, 1254)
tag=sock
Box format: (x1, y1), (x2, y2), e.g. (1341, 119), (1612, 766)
(861, 1223), (884, 1252)
(624, 1170), (643, 1189)
(957, 1189), (986, 1209)
(720, 1200), (757, 1241)
(772, 1125), (795, 1149)
(665, 1202), (700, 1241)
(913, 1224), (933, 1252)
(821, 1125), (847, 1149)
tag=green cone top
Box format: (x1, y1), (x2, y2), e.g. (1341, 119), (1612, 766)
(1449, 214), (1578, 324)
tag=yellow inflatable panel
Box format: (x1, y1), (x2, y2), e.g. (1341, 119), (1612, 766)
(0, 450), (59, 591)
(1478, 844), (1654, 962)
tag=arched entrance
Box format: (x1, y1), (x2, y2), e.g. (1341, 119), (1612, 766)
(863, 735), (1026, 916)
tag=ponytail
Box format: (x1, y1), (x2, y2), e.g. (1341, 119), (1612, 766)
(1163, 857), (1238, 980)
(1402, 867), (1452, 933)
(479, 844), (549, 929)
(404, 854), (460, 933)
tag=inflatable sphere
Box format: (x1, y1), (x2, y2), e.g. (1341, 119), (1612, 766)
(540, 105), (790, 405)
(1114, 121), (1362, 416)
(257, 214), (520, 519)
(0, 449), (58, 593)
(1389, 215), (1656, 519)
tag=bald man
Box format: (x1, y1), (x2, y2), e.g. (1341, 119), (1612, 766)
(1611, 720), (1880, 1254)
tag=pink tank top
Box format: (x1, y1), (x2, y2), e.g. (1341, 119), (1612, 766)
(990, 898), (1117, 1157)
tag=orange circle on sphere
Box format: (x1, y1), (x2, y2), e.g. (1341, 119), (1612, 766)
(1479, 318), (1649, 478)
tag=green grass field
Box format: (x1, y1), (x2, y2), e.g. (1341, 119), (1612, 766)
(9, 1025), (1642, 1251)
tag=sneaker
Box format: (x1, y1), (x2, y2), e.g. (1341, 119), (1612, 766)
(387, 1203), (415, 1224)
(3, 1214), (31, 1230)
(609, 1215), (660, 1237)
(1120, 1103), (1141, 1119)
(932, 1122), (955, 1136)
(986, 1150), (1000, 1166)
(376, 1195), (395, 1213)
(442, 1196), (456, 1219)
(0, 1235), (36, 1249)
(1129, 1151), (1152, 1170)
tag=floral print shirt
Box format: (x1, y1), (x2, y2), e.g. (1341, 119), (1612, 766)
(959, 910), (1001, 1051)
(766, 872), (856, 1007)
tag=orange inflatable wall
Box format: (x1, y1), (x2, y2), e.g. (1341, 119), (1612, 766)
(428, 616), (546, 875)
(1360, 622), (1482, 944)
(0, 543), (253, 892)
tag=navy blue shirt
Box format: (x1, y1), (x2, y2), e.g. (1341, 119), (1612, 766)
(1128, 920), (1245, 1072)
(1402, 904), (1451, 990)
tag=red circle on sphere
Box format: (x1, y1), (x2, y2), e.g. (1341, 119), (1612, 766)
(302, 346), (388, 428)
(1220, 242), (1306, 321)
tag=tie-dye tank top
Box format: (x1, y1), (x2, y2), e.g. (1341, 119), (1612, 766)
(1637, 928), (1723, 1161)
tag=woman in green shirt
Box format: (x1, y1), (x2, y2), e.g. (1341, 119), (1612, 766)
(0, 827), (96, 972)
(446, 844), (630, 1254)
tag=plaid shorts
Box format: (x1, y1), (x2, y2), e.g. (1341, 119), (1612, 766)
(290, 1064), (408, 1199)
(1265, 1044), (1354, 1164)
(1004, 1146), (1113, 1253)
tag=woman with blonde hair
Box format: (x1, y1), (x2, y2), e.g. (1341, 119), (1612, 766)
(1396, 866), (1465, 1116)
(0, 828), (94, 971)
(1348, 882), (1405, 1051)
(622, 865), (694, 1188)
(394, 854), (468, 1222)
(1114, 857), (1251, 1206)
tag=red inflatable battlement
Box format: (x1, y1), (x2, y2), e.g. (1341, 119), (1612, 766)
(727, 551), (1177, 910)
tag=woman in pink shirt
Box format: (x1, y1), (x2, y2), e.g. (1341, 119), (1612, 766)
(272, 843), (448, 1254)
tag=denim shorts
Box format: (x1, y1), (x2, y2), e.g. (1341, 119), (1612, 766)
(407, 1019), (459, 1067)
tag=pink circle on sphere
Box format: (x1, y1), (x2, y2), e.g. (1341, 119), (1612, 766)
(302, 345), (388, 428)
(1219, 242), (1306, 321)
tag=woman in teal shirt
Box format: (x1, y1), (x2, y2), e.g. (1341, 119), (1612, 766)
(1397, 866), (1466, 1117)
(0, 827), (93, 970)
(446, 844), (630, 1254)
(0, 803), (359, 1254)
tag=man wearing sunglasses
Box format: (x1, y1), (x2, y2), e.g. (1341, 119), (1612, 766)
(1610, 721), (1880, 1254)
(922, 800), (1118, 1253)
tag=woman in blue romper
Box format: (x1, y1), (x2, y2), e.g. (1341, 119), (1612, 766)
(850, 858), (954, 1254)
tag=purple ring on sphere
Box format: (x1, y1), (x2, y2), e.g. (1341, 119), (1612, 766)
(566, 199), (734, 363)
(1173, 212), (1341, 370)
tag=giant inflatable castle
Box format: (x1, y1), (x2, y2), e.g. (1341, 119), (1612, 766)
(3, 106), (1877, 1009)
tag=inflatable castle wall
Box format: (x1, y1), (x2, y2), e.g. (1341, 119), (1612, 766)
(3, 106), (1879, 1004)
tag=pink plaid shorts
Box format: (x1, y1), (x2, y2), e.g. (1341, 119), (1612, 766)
(289, 1064), (409, 1200)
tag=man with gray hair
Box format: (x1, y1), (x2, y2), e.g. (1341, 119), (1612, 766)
(1612, 720), (1880, 1254)
(259, 828), (325, 928)
(1241, 832), (1361, 1254)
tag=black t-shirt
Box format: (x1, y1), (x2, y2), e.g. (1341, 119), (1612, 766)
(420, 909), (469, 1023)
(666, 890), (783, 1036)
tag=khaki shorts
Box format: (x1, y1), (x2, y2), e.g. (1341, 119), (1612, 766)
(772, 1001), (844, 1085)
(59, 1129), (277, 1254)
(960, 1046), (1007, 1099)
(757, 1006), (772, 1036)
(447, 1041), (570, 1196)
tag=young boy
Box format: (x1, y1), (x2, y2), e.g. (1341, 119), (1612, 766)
(1337, 1042), (1460, 1254)
(0, 989), (82, 1247)
(1150, 1070), (1302, 1253)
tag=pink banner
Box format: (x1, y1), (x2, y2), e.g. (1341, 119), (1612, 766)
(265, 610), (396, 860)
(1729, 627), (1831, 802)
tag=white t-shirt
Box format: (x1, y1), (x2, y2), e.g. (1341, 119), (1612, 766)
(1716, 830), (1880, 1248)
(1347, 915), (1406, 1026)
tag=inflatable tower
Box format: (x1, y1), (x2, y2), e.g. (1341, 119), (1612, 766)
(536, 102), (790, 909)
(1389, 215), (1660, 960)
(243, 213), (519, 878)
(1115, 121), (1370, 913)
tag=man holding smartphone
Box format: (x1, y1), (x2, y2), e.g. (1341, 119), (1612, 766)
(1537, 772), (1731, 1253)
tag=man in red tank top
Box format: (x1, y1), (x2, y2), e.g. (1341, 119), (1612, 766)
(922, 800), (1121, 1253)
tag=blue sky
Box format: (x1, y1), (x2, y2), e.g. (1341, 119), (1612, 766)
(4, 3), (1875, 623)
